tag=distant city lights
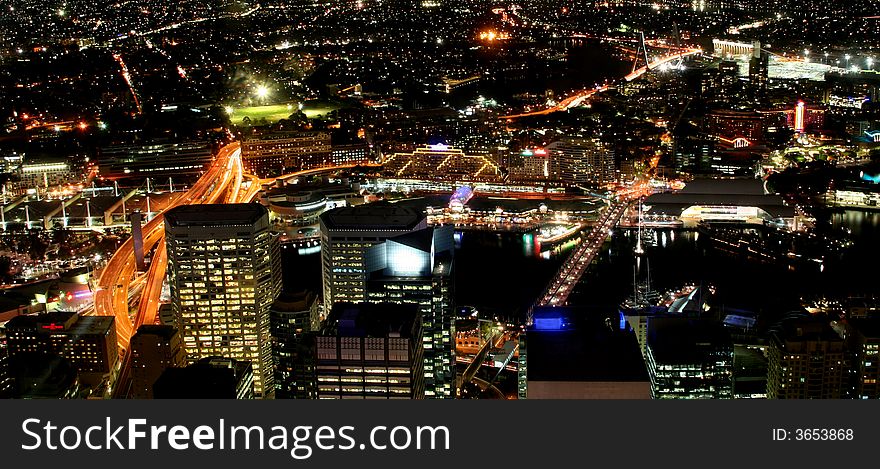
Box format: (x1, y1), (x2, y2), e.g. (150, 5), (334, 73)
(479, 30), (509, 41)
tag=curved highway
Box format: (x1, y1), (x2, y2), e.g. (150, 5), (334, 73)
(93, 142), (242, 352)
(501, 48), (702, 120)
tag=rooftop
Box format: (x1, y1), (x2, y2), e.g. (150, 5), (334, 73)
(645, 178), (795, 218)
(323, 302), (420, 339)
(849, 318), (880, 340)
(67, 316), (115, 337)
(271, 290), (318, 312)
(165, 203), (267, 228)
(5, 312), (114, 336)
(320, 202), (425, 231)
(153, 357), (252, 399)
(132, 324), (178, 341)
(771, 315), (843, 343)
(647, 318), (732, 364)
(527, 307), (648, 382)
(678, 178), (767, 196)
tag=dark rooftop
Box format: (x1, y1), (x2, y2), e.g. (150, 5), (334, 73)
(771, 316), (843, 343)
(9, 354), (79, 399)
(153, 357), (252, 399)
(678, 178), (767, 196)
(647, 318), (732, 364)
(849, 318), (880, 340)
(733, 345), (768, 379)
(526, 307), (648, 382)
(67, 316), (115, 336)
(645, 178), (795, 218)
(132, 324), (178, 341)
(165, 203), (267, 228)
(6, 311), (76, 330)
(320, 202), (425, 231)
(271, 290), (318, 312)
(5, 312), (114, 336)
(323, 302), (420, 339)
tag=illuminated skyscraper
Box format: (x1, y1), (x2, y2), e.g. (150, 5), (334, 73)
(646, 318), (733, 399)
(165, 204), (282, 398)
(320, 204), (427, 305)
(270, 290), (320, 399)
(748, 42), (769, 98)
(314, 302), (424, 399)
(767, 317), (847, 399)
(843, 319), (880, 399)
(320, 204), (455, 398)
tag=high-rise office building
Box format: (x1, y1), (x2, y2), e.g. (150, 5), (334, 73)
(165, 204), (282, 398)
(646, 318), (733, 399)
(4, 311), (117, 388)
(546, 137), (616, 188)
(523, 308), (650, 399)
(130, 325), (186, 399)
(320, 204), (428, 305)
(363, 226), (454, 398)
(840, 319), (880, 399)
(320, 204), (455, 398)
(748, 41), (769, 98)
(270, 290), (320, 399)
(767, 317), (848, 399)
(153, 357), (254, 399)
(314, 302), (424, 399)
(733, 345), (768, 399)
(718, 60), (739, 90)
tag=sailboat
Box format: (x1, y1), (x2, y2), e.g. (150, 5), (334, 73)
(620, 258), (662, 311)
(634, 198), (645, 255)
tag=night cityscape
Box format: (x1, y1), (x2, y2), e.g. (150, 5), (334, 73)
(1, 0), (880, 400)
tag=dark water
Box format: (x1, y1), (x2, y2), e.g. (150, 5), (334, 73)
(567, 209), (879, 319)
(280, 209), (878, 323)
(452, 231), (566, 321)
(567, 229), (810, 318)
